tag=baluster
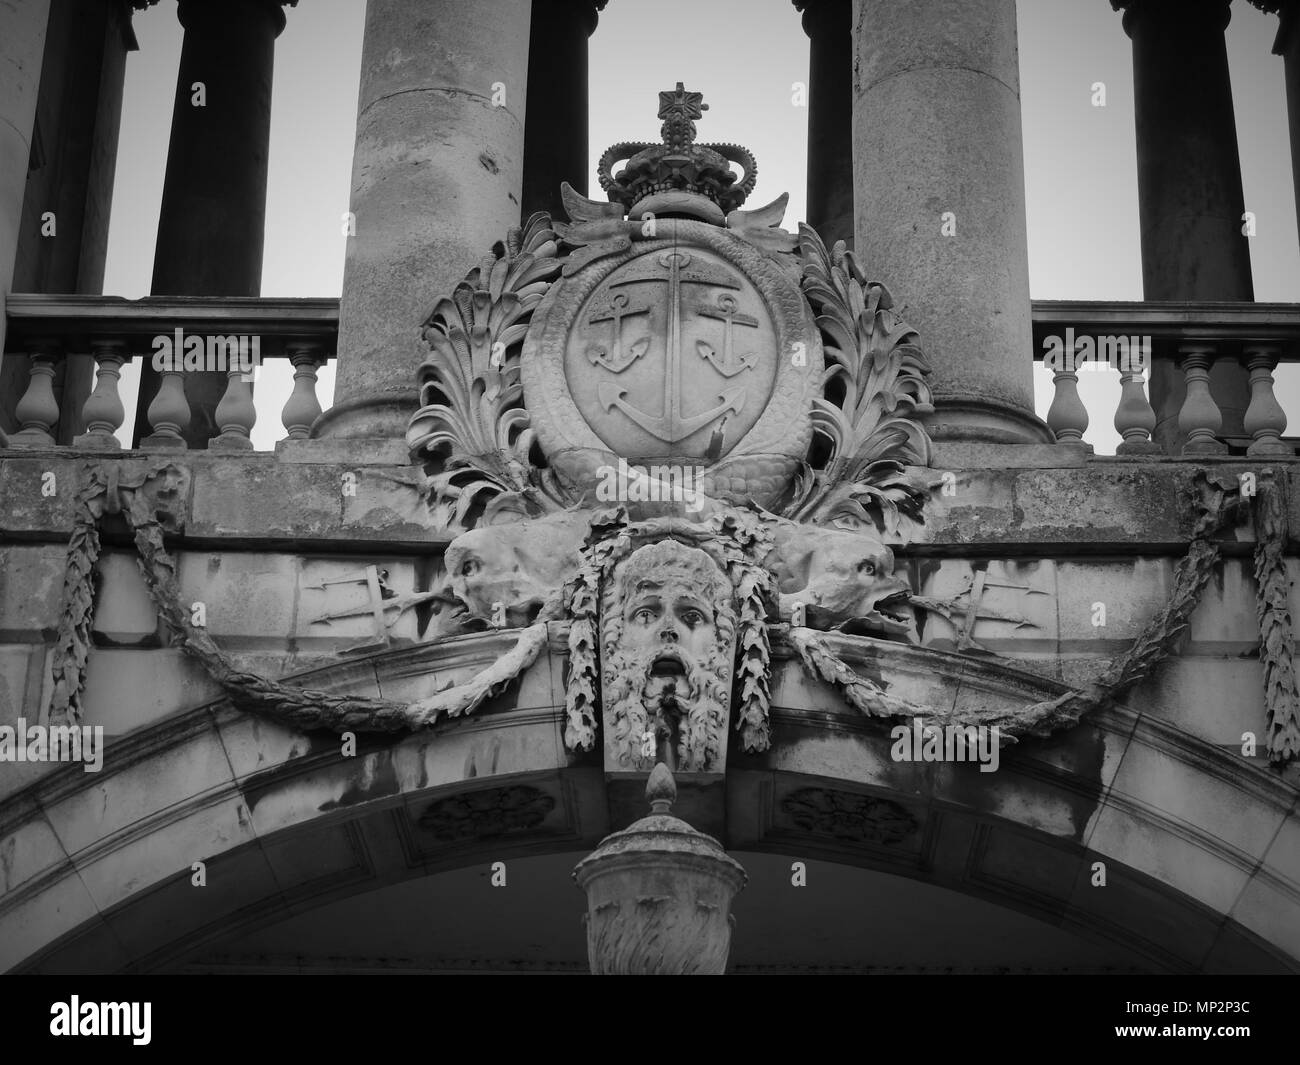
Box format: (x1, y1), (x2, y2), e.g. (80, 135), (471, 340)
(142, 358), (191, 450)
(212, 363), (256, 449)
(11, 342), (61, 446)
(74, 341), (126, 449)
(1046, 339), (1088, 443)
(1113, 339), (1160, 454)
(1241, 342), (1292, 457)
(281, 344), (323, 439)
(1177, 342), (1227, 455)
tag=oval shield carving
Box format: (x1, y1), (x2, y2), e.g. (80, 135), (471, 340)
(522, 218), (818, 496)
(566, 247), (778, 459)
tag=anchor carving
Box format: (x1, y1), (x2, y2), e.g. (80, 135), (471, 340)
(592, 249), (753, 444)
(598, 380), (747, 439)
(695, 293), (758, 377)
(586, 290), (650, 373)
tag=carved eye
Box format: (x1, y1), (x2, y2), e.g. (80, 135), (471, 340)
(634, 608), (655, 624)
(460, 559), (481, 578)
(681, 609), (705, 627)
(858, 561), (876, 576)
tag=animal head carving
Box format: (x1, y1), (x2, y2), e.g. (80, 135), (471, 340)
(763, 524), (912, 637)
(442, 514), (586, 629)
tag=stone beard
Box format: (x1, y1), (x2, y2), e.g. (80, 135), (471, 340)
(600, 540), (736, 772)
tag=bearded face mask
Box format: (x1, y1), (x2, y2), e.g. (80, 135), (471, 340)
(600, 540), (737, 773)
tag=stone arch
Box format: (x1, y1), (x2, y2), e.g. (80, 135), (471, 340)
(1, 638), (1295, 973)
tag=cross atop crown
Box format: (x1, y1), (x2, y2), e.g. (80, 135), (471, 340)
(658, 83), (709, 150)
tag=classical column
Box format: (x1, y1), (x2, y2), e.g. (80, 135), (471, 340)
(796, 0), (853, 249)
(316, 0), (531, 443)
(131, 0), (290, 449)
(2, 0), (138, 444)
(1253, 1), (1300, 236)
(0, 0), (53, 448)
(1113, 0), (1253, 452)
(521, 0), (603, 220)
(851, 0), (1048, 444)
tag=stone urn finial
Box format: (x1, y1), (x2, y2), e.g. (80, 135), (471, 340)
(646, 762), (676, 813)
(573, 764), (747, 974)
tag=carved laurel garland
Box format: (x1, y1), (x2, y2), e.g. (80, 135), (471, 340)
(48, 503), (103, 727)
(1252, 470), (1300, 763)
(708, 509), (775, 753)
(563, 510), (633, 753)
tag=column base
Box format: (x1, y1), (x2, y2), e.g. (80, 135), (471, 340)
(209, 433), (255, 451)
(1181, 437), (1229, 456)
(8, 430), (56, 447)
(72, 431), (122, 450)
(1116, 439), (1164, 456)
(922, 395), (1055, 445)
(275, 436), (410, 465)
(139, 433), (190, 451)
(1246, 439), (1296, 458)
(311, 391), (418, 445)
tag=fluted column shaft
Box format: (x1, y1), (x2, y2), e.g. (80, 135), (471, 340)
(797, 0), (853, 249)
(521, 0), (601, 220)
(317, 0), (532, 442)
(851, 0), (1048, 443)
(131, 0), (286, 449)
(1114, 0), (1253, 452)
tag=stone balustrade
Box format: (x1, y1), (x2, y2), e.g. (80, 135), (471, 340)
(1033, 300), (1300, 456)
(4, 295), (1299, 458)
(2, 294), (336, 450)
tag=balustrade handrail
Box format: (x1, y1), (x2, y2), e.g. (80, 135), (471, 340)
(3, 293), (339, 354)
(1032, 299), (1300, 351)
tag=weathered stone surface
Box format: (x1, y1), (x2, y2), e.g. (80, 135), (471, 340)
(176, 551), (300, 644)
(1086, 799), (1251, 914)
(188, 460), (352, 541)
(0, 545), (73, 639)
(77, 792), (258, 914)
(81, 649), (222, 736)
(322, 0), (530, 440)
(1130, 658), (1267, 749)
(1055, 559), (1175, 650)
(101, 834), (284, 965)
(41, 718), (234, 857)
(1103, 731), (1289, 863)
(0, 456), (77, 534)
(0, 802), (66, 897)
(0, 870), (101, 973)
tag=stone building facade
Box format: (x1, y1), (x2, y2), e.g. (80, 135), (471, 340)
(0, 0), (1298, 974)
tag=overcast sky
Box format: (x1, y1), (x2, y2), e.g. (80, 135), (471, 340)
(103, 0), (1300, 451)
